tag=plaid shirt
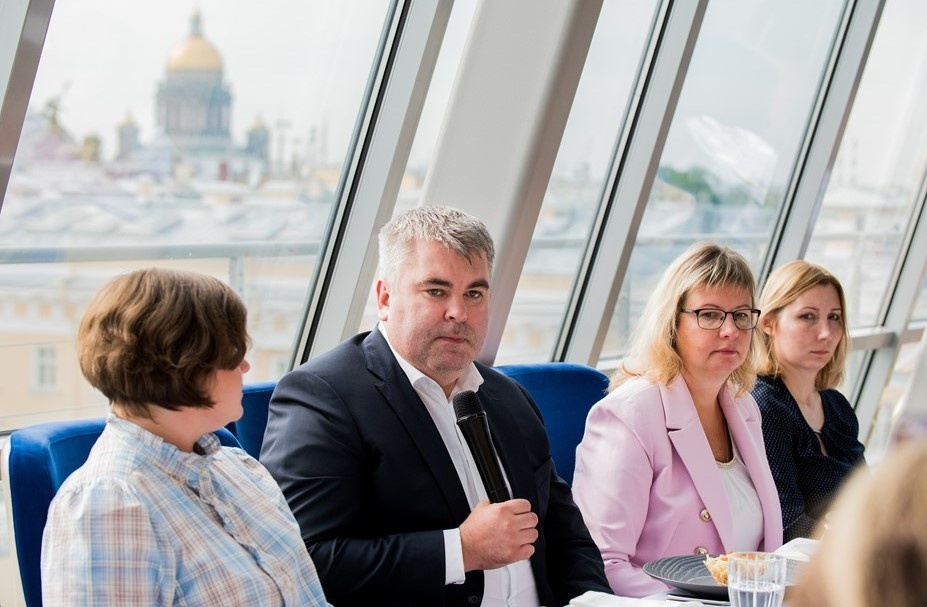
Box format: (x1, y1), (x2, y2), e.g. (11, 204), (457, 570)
(41, 416), (329, 606)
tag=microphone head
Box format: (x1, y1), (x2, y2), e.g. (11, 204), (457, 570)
(453, 390), (483, 422)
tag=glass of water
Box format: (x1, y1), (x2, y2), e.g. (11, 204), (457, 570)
(727, 552), (786, 607)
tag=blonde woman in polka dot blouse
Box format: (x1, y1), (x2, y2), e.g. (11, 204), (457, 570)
(752, 261), (865, 542)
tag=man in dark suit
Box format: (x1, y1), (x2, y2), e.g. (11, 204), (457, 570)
(261, 206), (610, 606)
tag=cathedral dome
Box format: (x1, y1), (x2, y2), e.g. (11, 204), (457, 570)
(166, 11), (222, 71)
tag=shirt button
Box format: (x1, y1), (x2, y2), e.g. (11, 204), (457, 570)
(468, 595), (481, 604)
(700, 508), (712, 522)
(694, 546), (709, 555)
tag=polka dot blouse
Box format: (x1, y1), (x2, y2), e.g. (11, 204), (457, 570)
(752, 375), (866, 541)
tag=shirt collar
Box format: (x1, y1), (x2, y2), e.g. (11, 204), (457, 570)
(376, 322), (483, 398)
(106, 413), (223, 479)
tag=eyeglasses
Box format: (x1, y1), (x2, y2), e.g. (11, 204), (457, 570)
(680, 308), (760, 331)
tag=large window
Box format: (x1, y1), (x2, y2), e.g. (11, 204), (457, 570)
(356, 0), (479, 333)
(496, 0), (660, 363)
(868, 340), (921, 462)
(0, 1), (391, 430)
(806, 0), (927, 327)
(1, 1), (923, 440)
(600, 0), (847, 360)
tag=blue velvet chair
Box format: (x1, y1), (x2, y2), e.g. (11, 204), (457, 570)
(230, 380), (276, 459)
(495, 362), (609, 485)
(1, 418), (240, 607)
(222, 366), (607, 484)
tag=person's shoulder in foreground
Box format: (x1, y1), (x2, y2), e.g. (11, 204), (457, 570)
(41, 267), (328, 607)
(261, 205), (610, 607)
(790, 439), (927, 607)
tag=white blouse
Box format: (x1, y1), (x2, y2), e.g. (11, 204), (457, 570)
(717, 441), (765, 551)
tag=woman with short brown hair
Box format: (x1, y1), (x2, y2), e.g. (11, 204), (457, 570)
(42, 267), (329, 606)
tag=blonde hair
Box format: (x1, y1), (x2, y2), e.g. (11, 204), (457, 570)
(612, 242), (759, 396)
(756, 260), (849, 390)
(791, 441), (927, 607)
(78, 268), (250, 417)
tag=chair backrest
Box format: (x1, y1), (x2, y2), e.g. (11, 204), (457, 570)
(230, 381), (276, 459)
(1, 417), (240, 607)
(495, 362), (609, 485)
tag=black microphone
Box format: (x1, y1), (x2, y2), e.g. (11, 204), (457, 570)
(453, 390), (511, 504)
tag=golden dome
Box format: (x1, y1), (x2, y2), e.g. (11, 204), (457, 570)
(166, 11), (223, 71)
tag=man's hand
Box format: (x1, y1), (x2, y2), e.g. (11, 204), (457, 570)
(460, 498), (539, 571)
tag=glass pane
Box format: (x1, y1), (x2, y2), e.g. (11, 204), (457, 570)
(357, 0), (479, 333)
(599, 0), (847, 362)
(842, 348), (867, 402)
(867, 341), (921, 464)
(863, 270), (927, 462)
(494, 0), (660, 364)
(806, 0), (927, 327)
(0, 1), (390, 431)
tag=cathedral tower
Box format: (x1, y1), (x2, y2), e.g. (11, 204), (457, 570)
(156, 10), (232, 154)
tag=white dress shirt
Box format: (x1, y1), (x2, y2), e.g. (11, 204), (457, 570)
(380, 324), (540, 607)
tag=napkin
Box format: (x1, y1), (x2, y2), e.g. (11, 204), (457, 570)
(774, 537), (819, 562)
(568, 590), (703, 606)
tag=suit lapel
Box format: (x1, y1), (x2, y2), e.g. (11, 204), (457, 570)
(663, 377), (735, 551)
(361, 331), (473, 522)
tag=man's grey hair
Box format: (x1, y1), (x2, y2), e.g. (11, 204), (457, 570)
(377, 205), (495, 284)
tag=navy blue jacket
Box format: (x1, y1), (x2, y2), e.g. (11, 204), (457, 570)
(261, 330), (610, 606)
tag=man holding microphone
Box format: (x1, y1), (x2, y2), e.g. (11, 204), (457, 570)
(261, 205), (610, 606)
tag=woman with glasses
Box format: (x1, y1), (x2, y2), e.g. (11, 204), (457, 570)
(572, 242), (782, 598)
(752, 260), (865, 542)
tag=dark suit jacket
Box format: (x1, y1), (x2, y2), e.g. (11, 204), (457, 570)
(260, 330), (610, 606)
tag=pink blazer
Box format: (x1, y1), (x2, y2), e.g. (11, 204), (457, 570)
(572, 375), (783, 598)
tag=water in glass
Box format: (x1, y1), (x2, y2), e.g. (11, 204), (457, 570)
(727, 552), (786, 607)
(729, 580), (785, 607)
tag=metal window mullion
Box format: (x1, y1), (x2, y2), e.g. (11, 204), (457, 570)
(848, 326), (894, 351)
(293, 0), (454, 365)
(762, 0), (885, 281)
(0, 0), (55, 211)
(852, 166), (927, 439)
(560, 0), (707, 366)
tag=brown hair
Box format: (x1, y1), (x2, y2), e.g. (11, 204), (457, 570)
(612, 242), (759, 397)
(77, 268), (250, 417)
(757, 260), (849, 389)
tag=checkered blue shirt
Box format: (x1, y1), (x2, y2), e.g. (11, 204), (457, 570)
(41, 415), (329, 606)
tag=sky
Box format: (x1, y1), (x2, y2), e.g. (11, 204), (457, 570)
(29, 0), (389, 164)
(26, 0), (655, 174)
(23, 0), (927, 189)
